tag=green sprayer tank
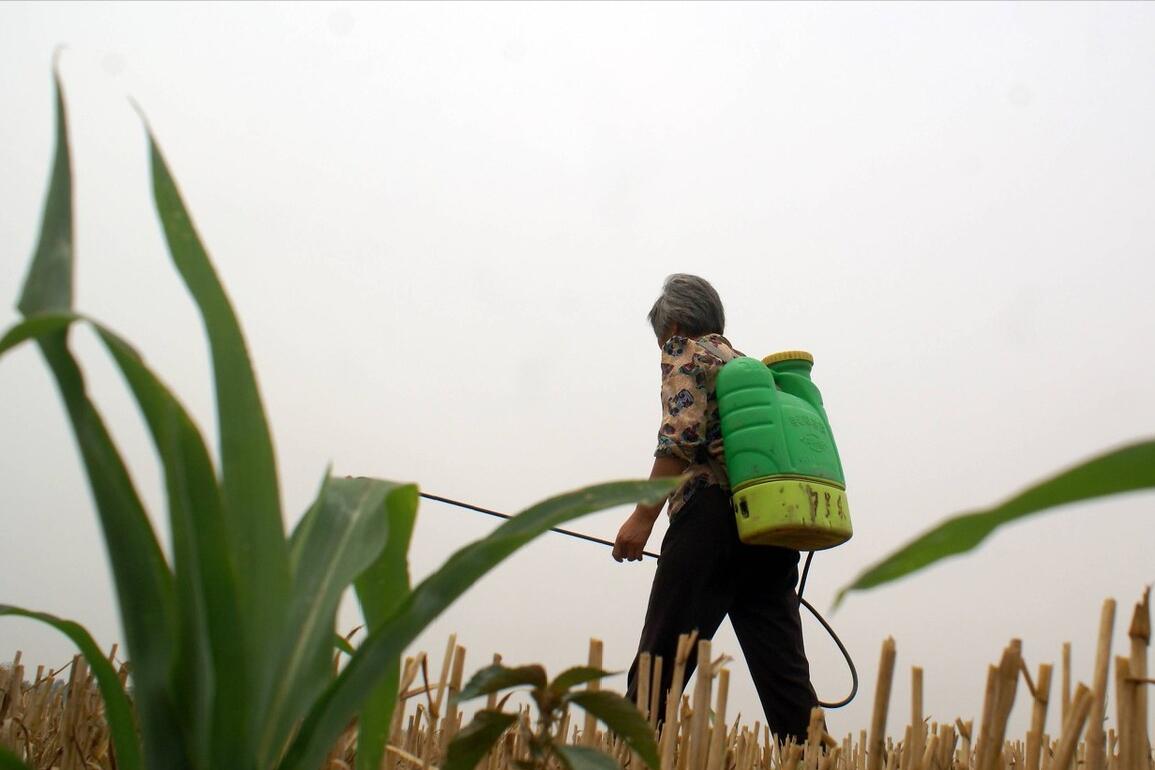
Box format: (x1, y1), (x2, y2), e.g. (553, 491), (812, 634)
(716, 350), (852, 550)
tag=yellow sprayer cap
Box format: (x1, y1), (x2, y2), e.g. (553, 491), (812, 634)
(762, 350), (814, 366)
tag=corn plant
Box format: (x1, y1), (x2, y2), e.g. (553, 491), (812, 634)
(0, 67), (675, 770)
(834, 439), (1155, 607)
(444, 663), (659, 770)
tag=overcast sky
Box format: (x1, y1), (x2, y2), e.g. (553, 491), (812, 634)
(2, 1), (1154, 741)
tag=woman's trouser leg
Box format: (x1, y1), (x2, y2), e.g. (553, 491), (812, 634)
(728, 544), (818, 744)
(626, 487), (734, 723)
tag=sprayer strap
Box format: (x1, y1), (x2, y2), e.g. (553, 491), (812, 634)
(691, 336), (736, 487)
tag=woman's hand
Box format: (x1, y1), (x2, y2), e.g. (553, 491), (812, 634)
(613, 454), (685, 562)
(613, 507), (658, 562)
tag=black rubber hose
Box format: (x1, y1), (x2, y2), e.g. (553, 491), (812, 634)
(418, 491), (858, 708)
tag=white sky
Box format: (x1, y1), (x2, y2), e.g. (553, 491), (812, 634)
(2, 0), (1154, 742)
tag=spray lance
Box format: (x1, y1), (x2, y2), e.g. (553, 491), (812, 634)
(419, 348), (857, 708)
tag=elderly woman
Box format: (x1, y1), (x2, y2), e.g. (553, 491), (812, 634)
(613, 273), (818, 743)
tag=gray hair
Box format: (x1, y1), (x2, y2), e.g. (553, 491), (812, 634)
(647, 274), (725, 340)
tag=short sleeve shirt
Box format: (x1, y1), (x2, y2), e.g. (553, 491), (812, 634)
(654, 333), (743, 518)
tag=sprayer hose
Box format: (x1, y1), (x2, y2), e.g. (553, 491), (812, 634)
(418, 491), (858, 708)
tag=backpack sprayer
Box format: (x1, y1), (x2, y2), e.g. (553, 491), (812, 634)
(715, 350), (852, 550)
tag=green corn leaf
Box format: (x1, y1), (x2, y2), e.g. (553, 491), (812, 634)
(353, 484), (419, 770)
(0, 745), (34, 770)
(456, 664), (548, 703)
(0, 606), (142, 770)
(0, 312), (75, 353)
(276, 478), (677, 770)
(2, 312), (251, 767)
(17, 61), (71, 317)
(14, 70), (188, 770)
(565, 690), (659, 769)
(1, 314), (80, 354)
(31, 241), (193, 766)
(441, 710), (519, 770)
(94, 327), (249, 767)
(835, 439), (1155, 607)
(258, 477), (405, 766)
(553, 745), (621, 770)
(548, 667), (616, 698)
(144, 123), (290, 707)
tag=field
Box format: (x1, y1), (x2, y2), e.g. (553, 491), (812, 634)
(2, 591), (1149, 770)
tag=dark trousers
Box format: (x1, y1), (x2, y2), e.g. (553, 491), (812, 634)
(626, 485), (818, 743)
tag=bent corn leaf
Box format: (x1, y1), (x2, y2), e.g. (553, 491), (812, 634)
(0, 606), (142, 770)
(835, 439), (1155, 607)
(0, 312), (75, 354)
(95, 327), (248, 766)
(277, 478), (677, 770)
(2, 312), (247, 768)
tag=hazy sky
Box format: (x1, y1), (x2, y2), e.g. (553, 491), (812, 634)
(2, 1), (1154, 740)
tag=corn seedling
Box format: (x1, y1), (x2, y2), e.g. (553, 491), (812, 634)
(442, 655), (659, 770)
(0, 64), (675, 770)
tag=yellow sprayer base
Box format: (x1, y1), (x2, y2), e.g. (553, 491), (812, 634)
(732, 476), (852, 550)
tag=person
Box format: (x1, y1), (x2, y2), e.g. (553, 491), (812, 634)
(613, 273), (819, 743)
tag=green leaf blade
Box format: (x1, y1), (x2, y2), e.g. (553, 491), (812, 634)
(27, 334), (190, 770)
(835, 439), (1155, 606)
(566, 690), (658, 769)
(353, 484), (419, 770)
(0, 606), (142, 770)
(144, 129), (290, 708)
(456, 664), (548, 703)
(94, 327), (250, 767)
(442, 710), (518, 770)
(17, 64), (72, 316)
(258, 477), (403, 766)
(14, 74), (188, 770)
(277, 478), (677, 770)
(549, 667), (616, 698)
(4, 312), (253, 768)
(1, 313), (79, 356)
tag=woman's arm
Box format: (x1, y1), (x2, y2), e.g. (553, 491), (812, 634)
(612, 454), (688, 562)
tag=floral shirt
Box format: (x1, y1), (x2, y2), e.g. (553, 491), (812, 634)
(654, 333), (743, 518)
